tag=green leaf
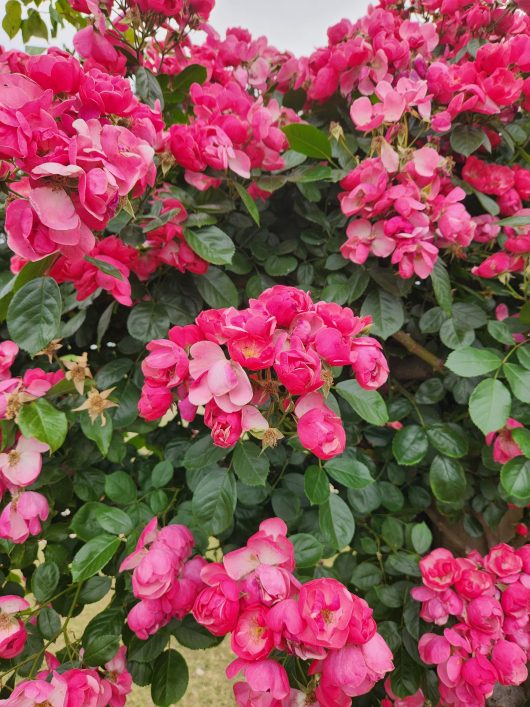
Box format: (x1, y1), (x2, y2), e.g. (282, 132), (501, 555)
(392, 425), (429, 466)
(151, 650), (188, 706)
(336, 380), (389, 425)
(382, 517), (404, 549)
(440, 318), (475, 349)
(2, 0), (21, 38)
(17, 399), (67, 453)
(7, 277), (61, 355)
(80, 412), (112, 456)
(426, 423), (469, 458)
(84, 256), (124, 281)
(517, 346), (530, 370)
(487, 320), (515, 345)
(324, 451), (374, 488)
(83, 633), (121, 667)
(503, 363), (530, 403)
(474, 189), (500, 216)
(232, 441), (269, 487)
(78, 576), (112, 604)
(96, 507), (134, 536)
(469, 379), (511, 434)
(183, 435), (228, 470)
(290, 533), (324, 567)
(32, 562), (59, 603)
(282, 123), (332, 160)
(304, 465), (330, 505)
(512, 428), (530, 458)
(173, 616), (222, 650)
(319, 495), (355, 550)
(450, 124), (487, 156)
(193, 267), (238, 308)
(192, 471), (237, 535)
(429, 455), (467, 503)
(430, 259), (453, 314)
(136, 66), (164, 108)
(0, 254), (56, 322)
(152, 461), (174, 489)
(127, 302), (169, 343)
(498, 215), (530, 227)
(37, 607), (61, 640)
(21, 9), (48, 42)
(183, 226), (235, 266)
(104, 471), (137, 505)
(71, 534), (121, 582)
(95, 359), (133, 389)
(501, 457), (530, 500)
(128, 633), (169, 664)
(445, 347), (502, 377)
(234, 183), (260, 226)
(411, 522), (433, 554)
(351, 562), (382, 590)
(264, 255), (298, 277)
(360, 288), (404, 339)
(321, 268), (369, 305)
(163, 64), (207, 103)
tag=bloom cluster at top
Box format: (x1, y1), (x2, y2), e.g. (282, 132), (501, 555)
(0, 54), (158, 261)
(411, 544), (530, 707)
(119, 517), (206, 639)
(0, 645), (132, 706)
(138, 285), (388, 459)
(168, 79), (291, 191)
(338, 147), (477, 279)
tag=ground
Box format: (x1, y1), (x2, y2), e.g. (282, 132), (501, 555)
(70, 601), (235, 706)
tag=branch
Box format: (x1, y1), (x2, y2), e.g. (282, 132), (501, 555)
(392, 331), (445, 372)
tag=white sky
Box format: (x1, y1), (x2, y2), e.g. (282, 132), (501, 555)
(0, 0), (371, 55)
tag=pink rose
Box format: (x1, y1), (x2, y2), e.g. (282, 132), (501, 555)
(192, 564), (240, 636)
(231, 606), (274, 661)
(0, 595), (29, 659)
(419, 549), (460, 591)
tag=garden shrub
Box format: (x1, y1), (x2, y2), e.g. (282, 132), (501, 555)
(0, 0), (529, 704)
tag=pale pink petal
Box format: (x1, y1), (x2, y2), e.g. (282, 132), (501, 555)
(29, 187), (79, 230)
(189, 341), (225, 380)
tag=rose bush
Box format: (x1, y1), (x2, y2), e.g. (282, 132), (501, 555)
(0, 0), (529, 704)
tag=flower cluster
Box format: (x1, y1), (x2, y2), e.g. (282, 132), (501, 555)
(0, 341), (55, 544)
(458, 155), (530, 281)
(119, 517), (206, 639)
(138, 285), (388, 459)
(411, 544), (530, 706)
(188, 517), (393, 706)
(0, 646), (132, 706)
(0, 47), (165, 305)
(0, 56), (158, 260)
(168, 79), (290, 190)
(339, 147), (476, 279)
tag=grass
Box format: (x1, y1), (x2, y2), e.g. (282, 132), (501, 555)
(69, 601), (235, 706)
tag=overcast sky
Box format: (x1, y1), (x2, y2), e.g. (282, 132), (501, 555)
(209, 0), (371, 55)
(0, 0), (371, 55)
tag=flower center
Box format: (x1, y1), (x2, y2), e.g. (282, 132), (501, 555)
(7, 450), (21, 467)
(5, 393), (22, 420)
(250, 618), (265, 641)
(0, 611), (13, 630)
(321, 608), (334, 624)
